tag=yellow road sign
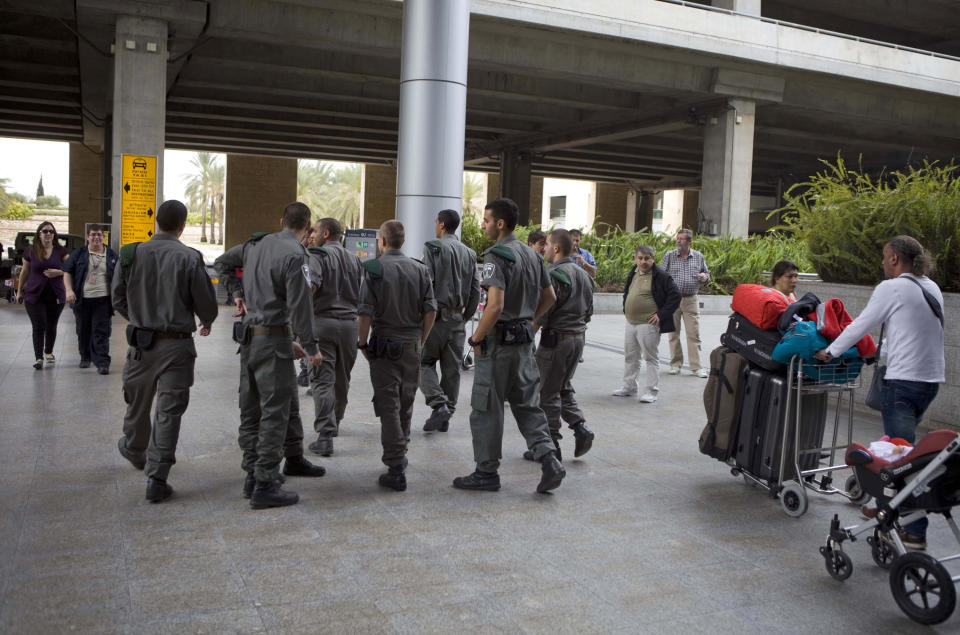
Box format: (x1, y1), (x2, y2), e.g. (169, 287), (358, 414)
(121, 154), (157, 246)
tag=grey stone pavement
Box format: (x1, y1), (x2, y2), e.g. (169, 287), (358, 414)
(0, 302), (953, 634)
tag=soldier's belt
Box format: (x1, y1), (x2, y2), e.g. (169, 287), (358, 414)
(554, 332), (585, 341)
(439, 306), (463, 320)
(251, 325), (293, 337)
(155, 331), (192, 340)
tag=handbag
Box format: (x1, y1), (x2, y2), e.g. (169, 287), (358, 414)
(864, 323), (885, 411)
(863, 275), (944, 410)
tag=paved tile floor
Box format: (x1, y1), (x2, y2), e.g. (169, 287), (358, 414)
(0, 302), (954, 633)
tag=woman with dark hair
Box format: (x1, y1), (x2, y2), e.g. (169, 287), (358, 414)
(16, 221), (68, 369)
(815, 235), (944, 550)
(770, 259), (799, 302)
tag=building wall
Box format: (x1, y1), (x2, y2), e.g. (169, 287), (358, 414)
(68, 143), (103, 237)
(360, 163), (397, 230)
(224, 155), (297, 249)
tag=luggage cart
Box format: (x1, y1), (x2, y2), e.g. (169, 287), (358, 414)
(731, 355), (869, 517)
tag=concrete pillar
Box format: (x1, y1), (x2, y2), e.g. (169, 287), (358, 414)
(109, 15), (167, 251)
(529, 176), (544, 226)
(594, 182), (630, 232)
(713, 0), (761, 15)
(395, 0), (469, 256)
(361, 163), (398, 230)
(682, 189), (700, 233)
(224, 155), (297, 249)
(637, 191), (655, 231)
(500, 149), (532, 225)
(700, 98), (755, 237)
(69, 143), (103, 237)
(485, 173), (500, 206)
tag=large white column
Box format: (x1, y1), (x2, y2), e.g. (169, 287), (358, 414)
(110, 15), (167, 251)
(700, 98), (755, 237)
(395, 0), (470, 256)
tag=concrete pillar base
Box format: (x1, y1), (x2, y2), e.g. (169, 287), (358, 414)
(594, 182), (630, 233)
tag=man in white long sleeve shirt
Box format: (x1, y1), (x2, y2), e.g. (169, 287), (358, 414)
(815, 236), (944, 550)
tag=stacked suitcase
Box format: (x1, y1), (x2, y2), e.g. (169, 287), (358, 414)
(701, 313), (829, 485)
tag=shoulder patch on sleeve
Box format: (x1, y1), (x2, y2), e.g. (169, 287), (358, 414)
(489, 245), (516, 263)
(308, 246), (328, 256)
(119, 242), (139, 268)
(362, 258), (383, 278)
(550, 268), (571, 286)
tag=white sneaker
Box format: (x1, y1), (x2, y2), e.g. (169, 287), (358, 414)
(638, 393), (658, 403)
(668, 366), (681, 375)
(612, 388), (635, 397)
(695, 368), (709, 379)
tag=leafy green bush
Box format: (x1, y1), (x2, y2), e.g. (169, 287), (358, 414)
(35, 195), (61, 208)
(0, 201), (34, 220)
(581, 225), (811, 293)
(461, 218), (810, 294)
(776, 157), (960, 291)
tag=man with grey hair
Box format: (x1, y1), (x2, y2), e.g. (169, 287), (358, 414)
(661, 228), (710, 378)
(613, 245), (681, 403)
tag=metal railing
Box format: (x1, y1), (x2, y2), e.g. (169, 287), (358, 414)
(656, 0), (960, 63)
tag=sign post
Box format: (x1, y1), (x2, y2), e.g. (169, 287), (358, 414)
(120, 154), (157, 247)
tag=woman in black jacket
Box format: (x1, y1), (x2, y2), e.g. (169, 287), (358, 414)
(62, 225), (118, 374)
(613, 246), (681, 403)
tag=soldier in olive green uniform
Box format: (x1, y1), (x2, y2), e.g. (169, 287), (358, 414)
(112, 200), (218, 503)
(527, 229), (595, 461)
(453, 198), (566, 494)
(214, 202), (325, 509)
(418, 209), (480, 432)
(358, 220), (437, 491)
(305, 218), (363, 457)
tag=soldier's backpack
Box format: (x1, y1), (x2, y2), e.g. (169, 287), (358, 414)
(699, 346), (750, 462)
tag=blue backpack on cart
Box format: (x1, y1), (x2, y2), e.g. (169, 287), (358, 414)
(772, 321), (863, 382)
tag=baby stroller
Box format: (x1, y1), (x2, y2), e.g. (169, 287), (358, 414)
(819, 430), (960, 625)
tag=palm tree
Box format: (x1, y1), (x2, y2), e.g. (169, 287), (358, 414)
(0, 178), (10, 213)
(321, 163), (362, 228)
(298, 160), (334, 218)
(183, 152), (225, 243)
(462, 172), (484, 220)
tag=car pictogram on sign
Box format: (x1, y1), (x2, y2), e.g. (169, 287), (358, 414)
(132, 158), (147, 170)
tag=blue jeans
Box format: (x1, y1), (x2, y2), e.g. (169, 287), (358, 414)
(881, 379), (939, 538)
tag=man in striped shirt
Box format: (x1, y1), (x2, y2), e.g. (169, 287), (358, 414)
(661, 228), (710, 378)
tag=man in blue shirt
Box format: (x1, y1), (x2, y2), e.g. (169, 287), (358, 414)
(568, 229), (596, 278)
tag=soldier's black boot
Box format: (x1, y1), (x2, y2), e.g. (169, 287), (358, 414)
(249, 479), (299, 509)
(452, 471), (501, 491)
(423, 404), (451, 432)
(525, 434), (562, 462)
(537, 451), (566, 494)
(117, 437), (146, 470)
(245, 471), (284, 497)
(308, 435), (334, 457)
(378, 466), (407, 492)
(571, 422), (594, 458)
(283, 455), (326, 477)
(145, 477), (173, 503)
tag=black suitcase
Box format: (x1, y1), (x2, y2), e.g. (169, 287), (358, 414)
(734, 367), (767, 472)
(720, 312), (786, 373)
(754, 373), (828, 481)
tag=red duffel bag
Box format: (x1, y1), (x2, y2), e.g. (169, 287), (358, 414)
(731, 284), (790, 330)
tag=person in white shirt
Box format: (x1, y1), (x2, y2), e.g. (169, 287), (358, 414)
(815, 235), (944, 551)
